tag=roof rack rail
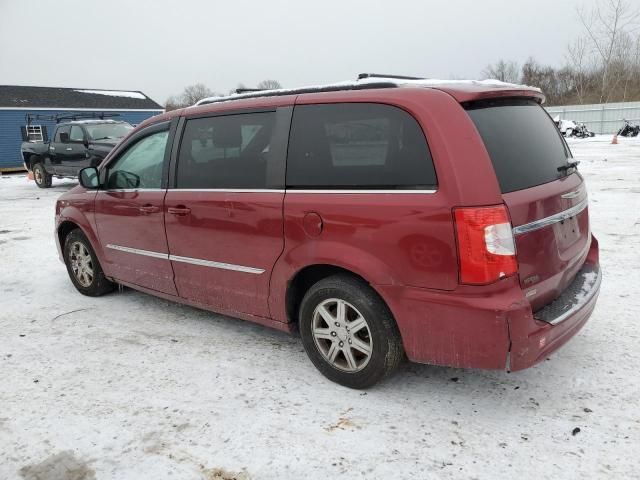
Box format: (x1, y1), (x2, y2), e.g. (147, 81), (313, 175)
(358, 73), (425, 81)
(196, 81), (397, 106)
(25, 111), (121, 125)
(235, 88), (264, 94)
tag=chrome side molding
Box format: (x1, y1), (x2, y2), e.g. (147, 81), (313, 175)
(168, 254), (265, 274)
(105, 244), (264, 274)
(106, 244), (168, 259)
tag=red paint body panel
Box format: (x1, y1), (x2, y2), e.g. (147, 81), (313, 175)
(54, 82), (600, 374)
(94, 190), (177, 295)
(164, 191), (284, 317)
(268, 191), (458, 323)
(504, 173), (591, 310)
(508, 236), (599, 371)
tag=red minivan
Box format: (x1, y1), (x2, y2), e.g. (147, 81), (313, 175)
(55, 76), (601, 388)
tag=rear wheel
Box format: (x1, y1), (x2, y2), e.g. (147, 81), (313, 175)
(299, 274), (404, 389)
(32, 162), (52, 188)
(63, 229), (115, 296)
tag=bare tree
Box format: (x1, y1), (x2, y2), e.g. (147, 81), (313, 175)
(256, 79), (282, 90)
(165, 83), (218, 110)
(619, 32), (640, 101)
(566, 37), (592, 104)
(577, 0), (640, 102)
(482, 60), (520, 83)
(181, 83), (215, 105)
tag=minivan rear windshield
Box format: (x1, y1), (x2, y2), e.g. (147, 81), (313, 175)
(466, 99), (572, 193)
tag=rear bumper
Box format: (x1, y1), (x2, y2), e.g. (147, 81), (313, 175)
(376, 234), (600, 371)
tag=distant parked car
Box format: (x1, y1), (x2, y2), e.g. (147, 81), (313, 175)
(21, 119), (133, 188)
(54, 75), (601, 388)
(617, 119), (640, 137)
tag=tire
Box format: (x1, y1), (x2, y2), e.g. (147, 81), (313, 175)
(299, 274), (404, 389)
(63, 229), (115, 296)
(32, 162), (52, 188)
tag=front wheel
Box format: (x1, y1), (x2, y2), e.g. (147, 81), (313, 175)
(63, 229), (115, 296)
(299, 274), (404, 389)
(32, 163), (52, 188)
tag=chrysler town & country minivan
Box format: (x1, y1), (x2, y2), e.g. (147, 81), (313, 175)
(55, 75), (601, 388)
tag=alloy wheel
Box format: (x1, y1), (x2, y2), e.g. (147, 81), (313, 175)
(311, 298), (373, 372)
(69, 241), (94, 287)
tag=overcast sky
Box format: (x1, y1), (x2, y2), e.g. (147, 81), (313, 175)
(0, 0), (596, 105)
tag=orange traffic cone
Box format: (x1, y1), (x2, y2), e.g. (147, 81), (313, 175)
(612, 134), (618, 144)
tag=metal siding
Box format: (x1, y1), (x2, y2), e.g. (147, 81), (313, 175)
(0, 109), (163, 169)
(546, 101), (640, 135)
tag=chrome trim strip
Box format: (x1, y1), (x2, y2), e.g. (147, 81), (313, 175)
(106, 244), (168, 259)
(100, 188), (165, 193)
(169, 254), (265, 274)
(169, 188), (285, 193)
(286, 189), (437, 194)
(548, 268), (602, 325)
(561, 189), (582, 199)
(167, 188), (437, 194)
(512, 197), (589, 236)
(105, 244), (265, 274)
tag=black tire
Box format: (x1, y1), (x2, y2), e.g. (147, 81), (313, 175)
(299, 274), (404, 389)
(32, 162), (52, 188)
(63, 229), (115, 296)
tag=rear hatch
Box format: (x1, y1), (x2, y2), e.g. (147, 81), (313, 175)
(466, 98), (591, 310)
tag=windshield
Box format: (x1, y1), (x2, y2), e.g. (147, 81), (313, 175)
(466, 99), (572, 193)
(85, 123), (133, 141)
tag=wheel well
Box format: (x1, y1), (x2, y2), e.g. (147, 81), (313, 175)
(57, 221), (80, 248)
(285, 264), (370, 324)
(23, 153), (41, 170)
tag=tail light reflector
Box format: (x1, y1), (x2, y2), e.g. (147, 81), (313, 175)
(454, 205), (517, 284)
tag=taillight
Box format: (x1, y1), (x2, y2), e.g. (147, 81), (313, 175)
(453, 205), (517, 284)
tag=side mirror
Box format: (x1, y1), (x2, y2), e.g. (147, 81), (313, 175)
(79, 167), (100, 189)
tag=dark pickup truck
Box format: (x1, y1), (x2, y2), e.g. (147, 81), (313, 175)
(21, 119), (133, 188)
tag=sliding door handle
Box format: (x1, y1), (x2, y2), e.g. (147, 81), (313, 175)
(139, 204), (160, 214)
(167, 206), (191, 216)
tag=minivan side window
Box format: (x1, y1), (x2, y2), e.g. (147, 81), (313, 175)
(106, 130), (168, 190)
(286, 103), (437, 189)
(176, 112), (276, 189)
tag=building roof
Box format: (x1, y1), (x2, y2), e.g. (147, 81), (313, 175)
(0, 85), (163, 110)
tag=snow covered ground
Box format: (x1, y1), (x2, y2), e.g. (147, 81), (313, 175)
(1, 136), (639, 480)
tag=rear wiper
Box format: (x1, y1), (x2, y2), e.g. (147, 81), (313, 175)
(558, 161), (580, 173)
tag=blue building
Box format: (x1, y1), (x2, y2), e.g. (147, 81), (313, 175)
(0, 85), (164, 171)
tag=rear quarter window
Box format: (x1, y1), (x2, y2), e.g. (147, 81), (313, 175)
(286, 103), (437, 189)
(466, 99), (571, 193)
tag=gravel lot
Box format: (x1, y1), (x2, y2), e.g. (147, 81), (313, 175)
(1, 136), (639, 480)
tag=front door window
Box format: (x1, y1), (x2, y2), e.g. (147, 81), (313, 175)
(107, 130), (168, 189)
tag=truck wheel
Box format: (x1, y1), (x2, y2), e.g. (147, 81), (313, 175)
(33, 163), (52, 188)
(299, 274), (404, 389)
(63, 229), (115, 296)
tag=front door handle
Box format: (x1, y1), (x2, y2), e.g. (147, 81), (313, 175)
(139, 204), (160, 214)
(167, 206), (191, 216)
